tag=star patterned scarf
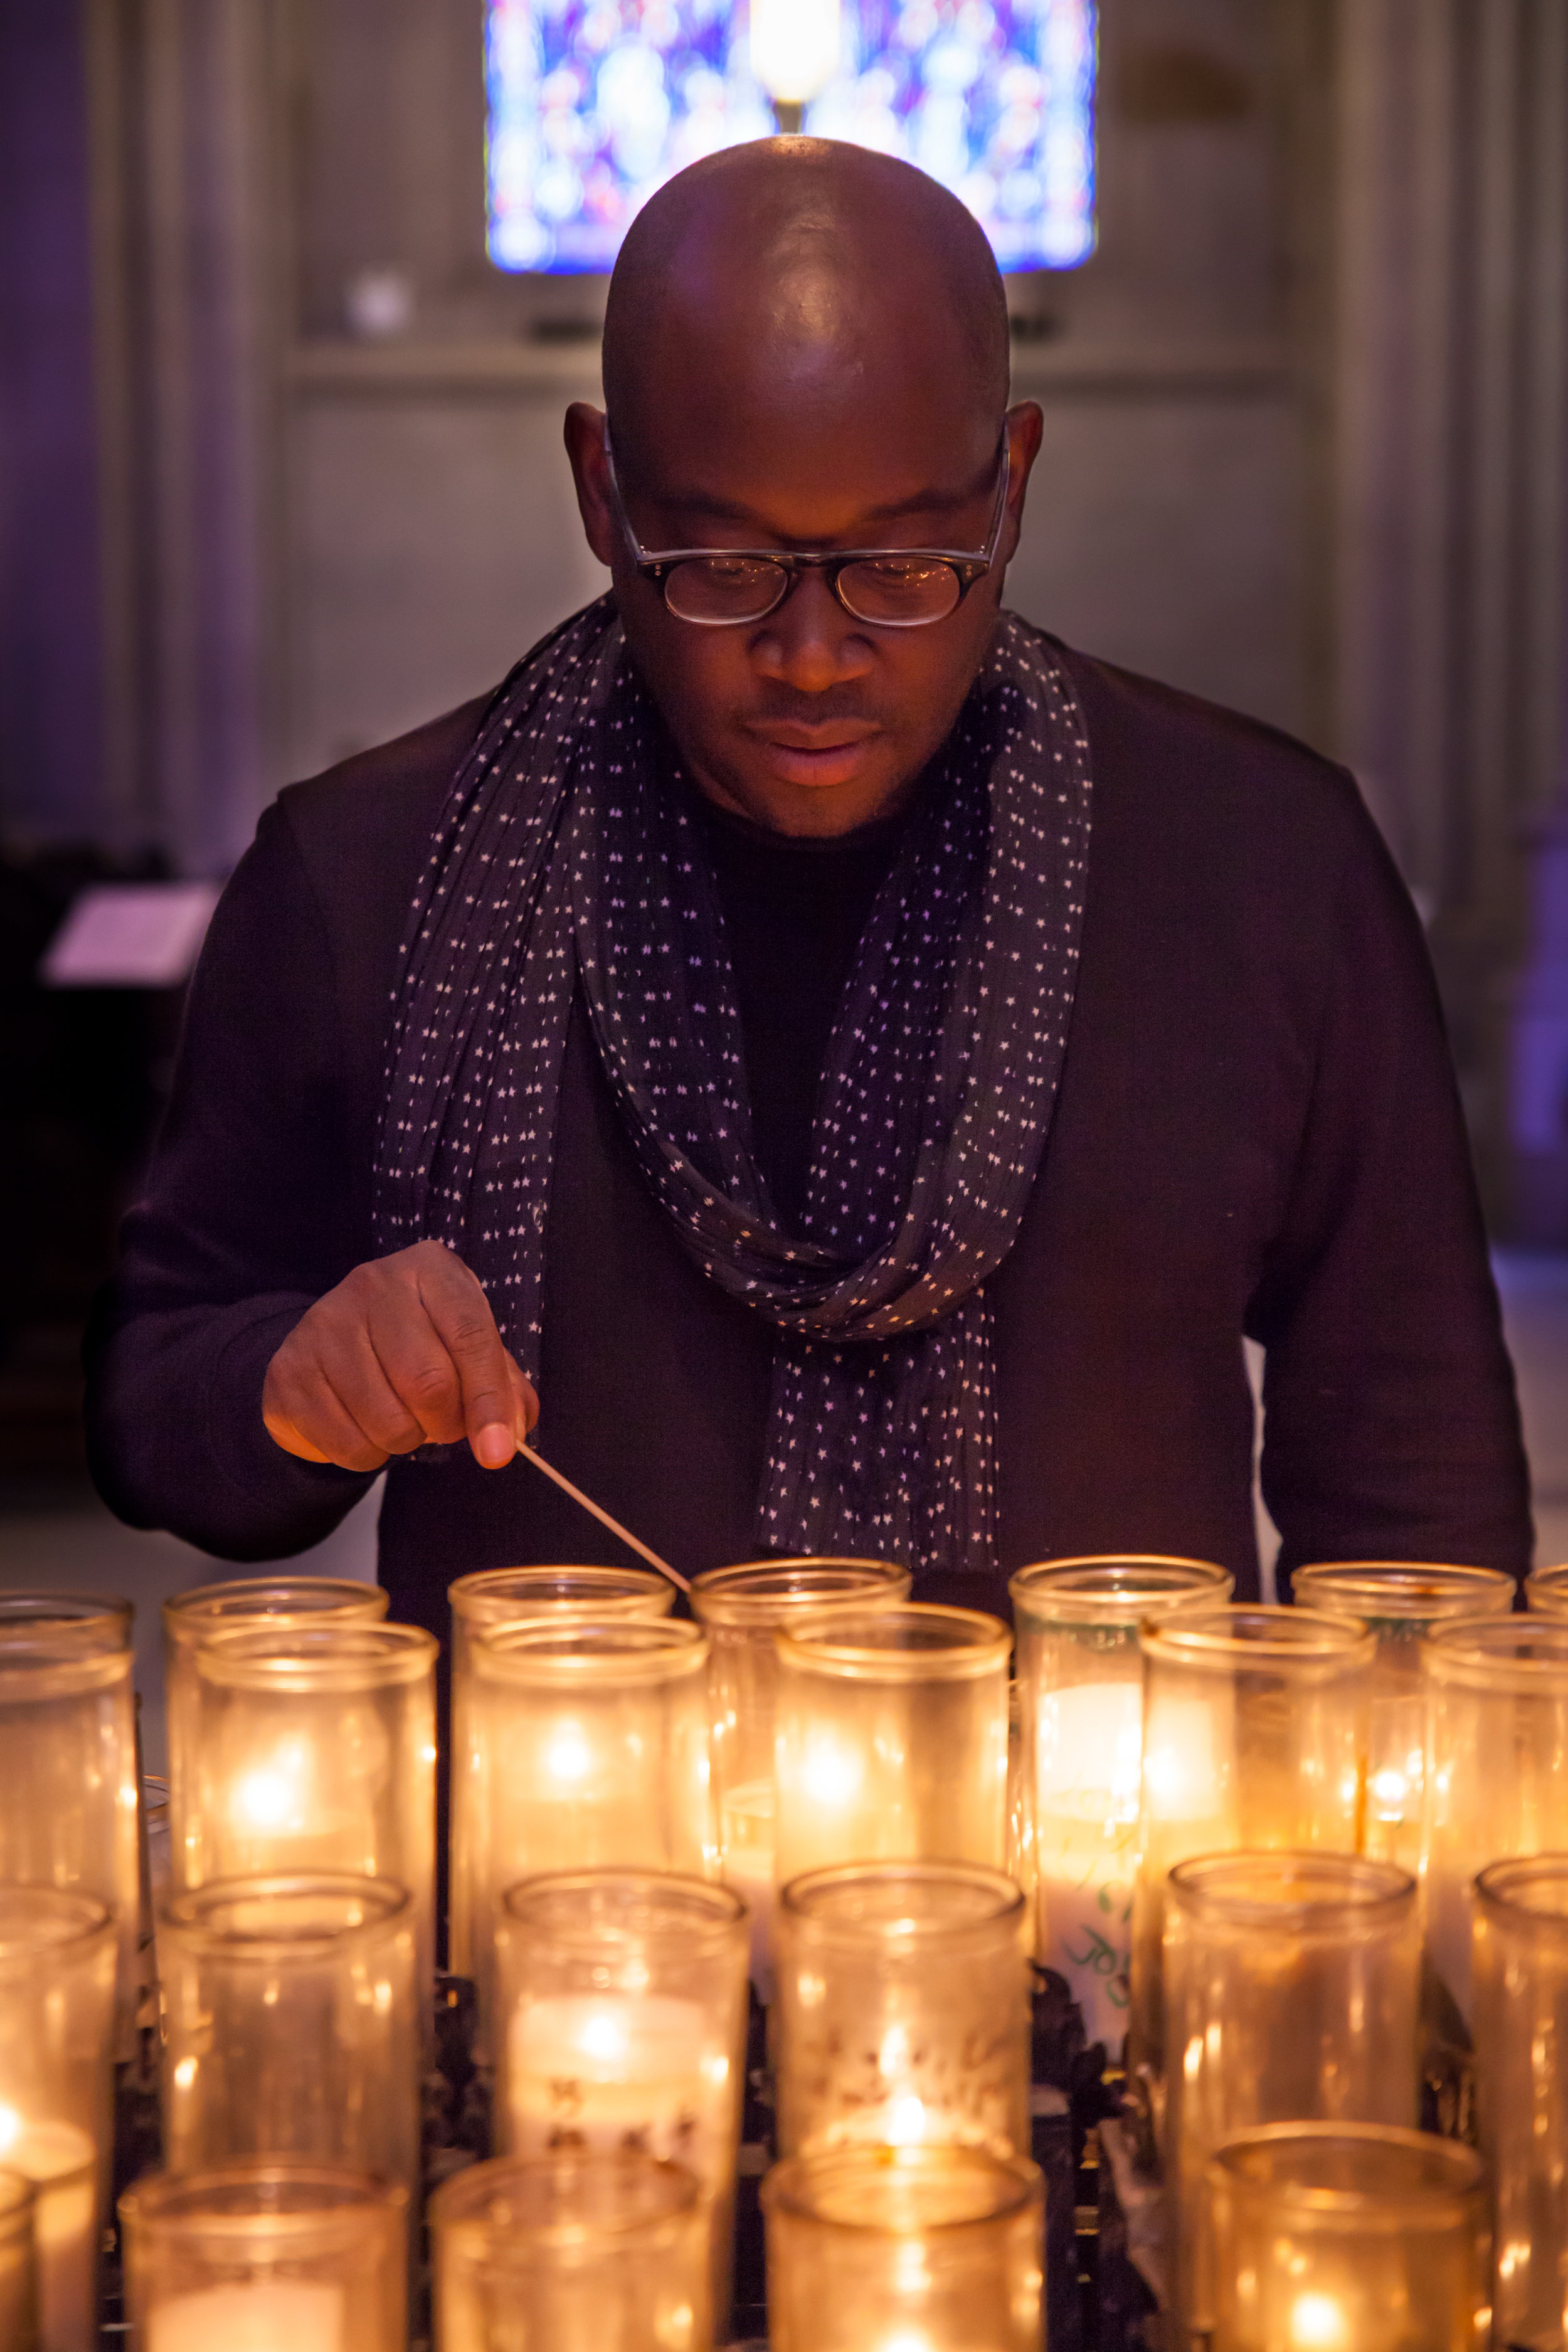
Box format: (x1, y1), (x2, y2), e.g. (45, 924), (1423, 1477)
(373, 596), (1092, 1577)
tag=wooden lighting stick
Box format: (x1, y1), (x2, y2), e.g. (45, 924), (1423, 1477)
(517, 1443), (692, 1595)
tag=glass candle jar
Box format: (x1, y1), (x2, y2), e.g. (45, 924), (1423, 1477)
(0, 1889), (117, 2352)
(0, 1595), (139, 2049)
(1525, 1563), (1568, 1614)
(763, 2142), (1044, 2352)
(464, 1620), (713, 2046)
(446, 1565), (674, 1978)
(119, 2163), (407, 2352)
(775, 1861), (1029, 2161)
(1292, 1564), (1513, 1875)
(430, 2152), (709, 2352)
(497, 1872), (748, 2331)
(773, 1606), (1010, 1890)
(1473, 1855), (1568, 2350)
(1205, 2124), (1489, 2352)
(184, 1623), (436, 1982)
(1423, 1617), (1568, 2023)
(0, 2171), (35, 2352)
(691, 1559), (911, 1990)
(1163, 1853), (1421, 2337)
(1009, 1555), (1234, 2044)
(164, 1579), (389, 1893)
(158, 1875), (418, 2197)
(1131, 1606), (1374, 2079)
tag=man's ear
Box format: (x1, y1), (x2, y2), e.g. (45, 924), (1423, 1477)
(564, 403), (619, 569)
(1002, 401), (1045, 562)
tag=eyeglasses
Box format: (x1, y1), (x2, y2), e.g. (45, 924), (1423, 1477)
(602, 430), (1011, 628)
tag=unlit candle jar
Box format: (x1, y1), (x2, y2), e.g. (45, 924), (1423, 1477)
(119, 2162), (407, 2352)
(162, 1579), (389, 1894)
(445, 1565), (674, 1978)
(1423, 1617), (1568, 2023)
(763, 2142), (1045, 2352)
(1009, 1555), (1233, 2046)
(0, 1594), (139, 2049)
(1205, 2126), (1489, 2352)
(464, 1620), (713, 2046)
(691, 1559), (911, 1989)
(0, 2171), (35, 2351)
(184, 1624), (437, 1999)
(0, 1888), (117, 2352)
(1292, 1564), (1513, 1875)
(1130, 1606), (1374, 2080)
(431, 2152), (710, 2352)
(775, 1861), (1029, 2162)
(1162, 1852), (1421, 2339)
(497, 1872), (747, 2333)
(1473, 1855), (1568, 2351)
(773, 1606), (1010, 1890)
(158, 1875), (418, 2200)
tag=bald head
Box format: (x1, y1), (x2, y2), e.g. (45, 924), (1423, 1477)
(603, 140), (1010, 489)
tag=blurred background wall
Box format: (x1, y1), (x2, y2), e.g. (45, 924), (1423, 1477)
(1, 0), (1567, 1492)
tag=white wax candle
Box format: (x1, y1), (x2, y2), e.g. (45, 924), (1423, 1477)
(149, 2280), (345, 2352)
(507, 1993), (731, 2183)
(1034, 1685), (1142, 2047)
(720, 1777), (776, 1991)
(0, 2115), (97, 2352)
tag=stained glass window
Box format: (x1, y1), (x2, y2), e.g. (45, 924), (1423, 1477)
(485, 1), (1096, 275)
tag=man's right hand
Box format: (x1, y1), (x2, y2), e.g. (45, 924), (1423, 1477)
(262, 1239), (539, 1473)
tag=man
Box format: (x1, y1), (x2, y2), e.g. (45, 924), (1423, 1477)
(87, 139), (1532, 1638)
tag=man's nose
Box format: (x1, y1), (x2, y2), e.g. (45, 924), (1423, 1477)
(751, 571), (874, 692)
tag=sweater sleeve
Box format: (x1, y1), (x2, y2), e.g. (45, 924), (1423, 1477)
(1247, 796), (1534, 1584)
(84, 802), (378, 1559)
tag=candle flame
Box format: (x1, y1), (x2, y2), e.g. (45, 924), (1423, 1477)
(0, 2107), (18, 2157)
(544, 1722), (595, 1786)
(1290, 2293), (1349, 2351)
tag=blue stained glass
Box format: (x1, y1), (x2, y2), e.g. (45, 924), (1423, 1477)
(485, 0), (1096, 275)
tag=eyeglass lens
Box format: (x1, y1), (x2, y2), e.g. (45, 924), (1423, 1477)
(662, 554), (964, 627)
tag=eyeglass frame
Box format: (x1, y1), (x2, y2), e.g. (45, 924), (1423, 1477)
(600, 426), (1013, 628)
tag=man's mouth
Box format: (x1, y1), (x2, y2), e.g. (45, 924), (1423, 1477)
(743, 715), (883, 786)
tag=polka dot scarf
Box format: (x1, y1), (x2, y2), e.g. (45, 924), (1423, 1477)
(374, 596), (1092, 1578)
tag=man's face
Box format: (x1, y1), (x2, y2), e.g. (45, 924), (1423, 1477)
(566, 379), (1043, 837)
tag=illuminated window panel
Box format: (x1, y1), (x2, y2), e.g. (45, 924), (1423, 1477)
(485, 0), (1096, 275)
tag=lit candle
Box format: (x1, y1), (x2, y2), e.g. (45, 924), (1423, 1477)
(1032, 1683), (1143, 2046)
(507, 1993), (731, 2177)
(148, 2280), (345, 2352)
(0, 2111), (97, 2352)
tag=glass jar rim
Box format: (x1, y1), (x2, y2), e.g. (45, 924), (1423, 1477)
(1525, 1563), (1568, 1612)
(499, 1868), (746, 1951)
(0, 1886), (116, 1971)
(472, 1617), (707, 1683)
(1205, 2122), (1483, 2223)
(1424, 1614), (1568, 1687)
(0, 2169), (31, 2247)
(428, 2151), (700, 2250)
(1139, 1604), (1375, 1669)
(0, 1591), (134, 1652)
(1010, 1556), (1232, 1624)
(159, 1873), (413, 1956)
(779, 1860), (1025, 1943)
(448, 1565), (672, 1622)
(193, 1621), (436, 1692)
(1168, 1850), (1416, 1928)
(1293, 1562), (1515, 1624)
(692, 1558), (911, 1626)
(119, 2161), (408, 2255)
(0, 1639), (130, 1702)
(1475, 1852), (1568, 1928)
(761, 2143), (1042, 2233)
(775, 1602), (1010, 1680)
(165, 1577), (388, 1648)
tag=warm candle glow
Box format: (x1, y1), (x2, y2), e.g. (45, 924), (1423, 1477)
(149, 2282), (345, 2352)
(750, 0), (842, 106)
(1289, 2292), (1350, 2352)
(0, 2109), (97, 2352)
